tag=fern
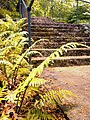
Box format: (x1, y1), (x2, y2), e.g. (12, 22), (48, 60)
(0, 60), (13, 68)
(29, 78), (46, 87)
(0, 15), (89, 120)
(0, 15), (26, 33)
(17, 42), (88, 92)
(6, 42), (88, 104)
(39, 90), (74, 107)
(27, 109), (54, 120)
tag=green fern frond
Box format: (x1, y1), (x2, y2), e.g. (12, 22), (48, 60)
(29, 78), (46, 87)
(39, 89), (74, 107)
(0, 31), (13, 38)
(6, 14), (15, 26)
(0, 19), (9, 32)
(26, 51), (43, 58)
(0, 15), (26, 33)
(6, 31), (28, 41)
(10, 39), (45, 73)
(16, 18), (27, 30)
(0, 60), (13, 68)
(27, 108), (54, 120)
(14, 42), (89, 95)
(0, 79), (7, 102)
(18, 68), (30, 76)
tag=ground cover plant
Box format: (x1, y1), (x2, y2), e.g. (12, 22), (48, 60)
(0, 15), (88, 120)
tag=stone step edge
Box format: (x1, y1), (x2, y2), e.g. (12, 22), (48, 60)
(32, 48), (90, 51)
(32, 55), (90, 61)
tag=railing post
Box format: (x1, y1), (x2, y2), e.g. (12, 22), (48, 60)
(27, 10), (31, 63)
(19, 0), (22, 16)
(27, 0), (34, 63)
(27, 11), (31, 48)
(76, 0), (78, 24)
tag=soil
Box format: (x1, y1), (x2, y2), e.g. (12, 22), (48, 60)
(40, 65), (90, 120)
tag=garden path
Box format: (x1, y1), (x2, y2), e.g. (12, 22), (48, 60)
(41, 65), (90, 120)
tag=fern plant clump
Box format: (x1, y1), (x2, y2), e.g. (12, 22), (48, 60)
(0, 15), (88, 120)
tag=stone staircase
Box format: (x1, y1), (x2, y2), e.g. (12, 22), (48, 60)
(31, 17), (90, 67)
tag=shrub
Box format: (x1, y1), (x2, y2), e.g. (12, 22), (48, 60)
(0, 8), (20, 19)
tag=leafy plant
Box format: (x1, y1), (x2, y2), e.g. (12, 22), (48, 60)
(0, 15), (89, 120)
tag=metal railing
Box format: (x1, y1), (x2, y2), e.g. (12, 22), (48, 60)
(18, 0), (34, 47)
(18, 0), (34, 63)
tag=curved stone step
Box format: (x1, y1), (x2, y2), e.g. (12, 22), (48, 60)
(34, 43), (90, 49)
(32, 55), (90, 67)
(32, 48), (90, 57)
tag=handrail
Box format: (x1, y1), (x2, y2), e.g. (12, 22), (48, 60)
(27, 0), (35, 11)
(22, 0), (27, 9)
(21, 0), (35, 11)
(18, 0), (35, 63)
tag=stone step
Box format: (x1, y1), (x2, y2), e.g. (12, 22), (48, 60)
(32, 48), (90, 57)
(34, 42), (90, 49)
(31, 20), (81, 27)
(31, 32), (90, 39)
(32, 36), (90, 44)
(31, 31), (77, 36)
(31, 24), (80, 30)
(32, 55), (90, 67)
(31, 26), (80, 32)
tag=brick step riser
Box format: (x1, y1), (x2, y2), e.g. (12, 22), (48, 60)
(31, 27), (80, 32)
(31, 24), (90, 31)
(31, 23), (82, 28)
(33, 39), (90, 45)
(32, 50), (90, 57)
(35, 46), (89, 49)
(31, 33), (90, 38)
(32, 35), (90, 41)
(32, 58), (90, 67)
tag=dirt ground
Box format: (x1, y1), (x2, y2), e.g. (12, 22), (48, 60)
(41, 65), (90, 120)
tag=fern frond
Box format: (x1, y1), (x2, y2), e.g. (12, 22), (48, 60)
(10, 39), (46, 73)
(39, 89), (74, 107)
(0, 78), (7, 102)
(18, 68), (30, 76)
(0, 19), (9, 32)
(0, 60), (13, 68)
(16, 18), (27, 30)
(31, 39), (49, 49)
(27, 108), (54, 120)
(29, 78), (46, 87)
(6, 14), (15, 26)
(0, 31), (13, 38)
(6, 31), (28, 41)
(14, 42), (89, 95)
(25, 51), (42, 58)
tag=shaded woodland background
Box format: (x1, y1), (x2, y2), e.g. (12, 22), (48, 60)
(0, 0), (90, 23)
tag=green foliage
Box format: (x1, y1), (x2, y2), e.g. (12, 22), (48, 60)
(27, 109), (54, 120)
(67, 4), (90, 23)
(0, 15), (89, 120)
(0, 0), (90, 23)
(31, 0), (90, 23)
(0, 0), (19, 18)
(0, 8), (20, 18)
